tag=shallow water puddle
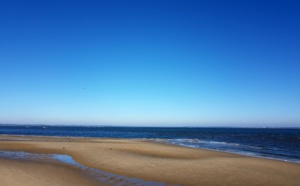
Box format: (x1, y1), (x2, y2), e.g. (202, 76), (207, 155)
(0, 150), (168, 186)
(0, 138), (31, 141)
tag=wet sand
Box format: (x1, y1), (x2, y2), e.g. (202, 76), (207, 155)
(0, 135), (300, 186)
(0, 158), (102, 186)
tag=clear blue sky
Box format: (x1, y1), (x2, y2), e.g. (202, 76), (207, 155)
(0, 0), (299, 127)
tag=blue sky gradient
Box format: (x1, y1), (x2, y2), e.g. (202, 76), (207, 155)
(1, 0), (300, 127)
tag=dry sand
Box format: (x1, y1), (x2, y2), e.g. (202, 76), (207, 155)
(0, 135), (300, 186)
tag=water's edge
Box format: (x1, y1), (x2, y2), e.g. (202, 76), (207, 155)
(152, 139), (300, 164)
(1, 126), (299, 164)
(1, 134), (299, 164)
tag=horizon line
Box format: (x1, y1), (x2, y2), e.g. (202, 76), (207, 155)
(0, 123), (299, 129)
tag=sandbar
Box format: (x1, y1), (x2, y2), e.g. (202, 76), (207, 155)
(0, 135), (300, 186)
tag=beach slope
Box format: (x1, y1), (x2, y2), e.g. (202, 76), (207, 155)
(0, 135), (300, 186)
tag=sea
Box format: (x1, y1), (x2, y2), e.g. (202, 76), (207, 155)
(1, 125), (299, 163)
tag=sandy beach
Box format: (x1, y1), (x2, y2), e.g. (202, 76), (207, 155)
(0, 135), (300, 186)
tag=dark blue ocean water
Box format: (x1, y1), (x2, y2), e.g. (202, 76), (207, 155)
(1, 125), (299, 163)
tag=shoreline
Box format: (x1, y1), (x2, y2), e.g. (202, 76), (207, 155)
(1, 134), (299, 164)
(152, 138), (300, 164)
(1, 135), (300, 185)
